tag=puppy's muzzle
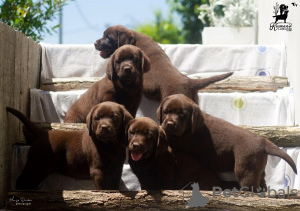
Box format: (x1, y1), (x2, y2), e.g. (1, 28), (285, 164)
(163, 120), (178, 133)
(120, 65), (138, 83)
(96, 124), (115, 138)
(129, 141), (145, 161)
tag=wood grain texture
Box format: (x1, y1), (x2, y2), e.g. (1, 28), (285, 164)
(6, 190), (300, 210)
(0, 22), (41, 208)
(33, 123), (300, 147)
(41, 76), (289, 93)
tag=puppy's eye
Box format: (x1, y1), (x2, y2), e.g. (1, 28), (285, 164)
(179, 112), (185, 117)
(129, 131), (135, 136)
(147, 133), (153, 139)
(94, 116), (100, 121)
(163, 110), (168, 114)
(112, 115), (119, 121)
(115, 59), (121, 64)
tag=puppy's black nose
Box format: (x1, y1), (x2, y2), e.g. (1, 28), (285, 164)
(124, 67), (132, 73)
(101, 124), (109, 130)
(166, 121), (175, 126)
(132, 142), (141, 150)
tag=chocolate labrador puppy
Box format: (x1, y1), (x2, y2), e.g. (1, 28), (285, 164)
(127, 117), (220, 190)
(127, 117), (174, 190)
(7, 102), (133, 190)
(157, 94), (298, 190)
(64, 45), (150, 123)
(94, 25), (232, 103)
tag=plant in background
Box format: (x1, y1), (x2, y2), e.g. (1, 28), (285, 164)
(135, 10), (184, 44)
(167, 0), (207, 44)
(198, 0), (257, 27)
(0, 0), (70, 41)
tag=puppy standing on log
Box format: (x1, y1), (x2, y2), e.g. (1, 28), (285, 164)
(94, 25), (233, 103)
(126, 117), (220, 190)
(157, 94), (298, 190)
(126, 117), (175, 190)
(7, 102), (133, 190)
(64, 45), (150, 123)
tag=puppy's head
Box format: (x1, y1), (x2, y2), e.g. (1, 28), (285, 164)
(86, 102), (133, 145)
(157, 94), (204, 136)
(126, 117), (168, 161)
(94, 25), (136, 59)
(106, 45), (150, 85)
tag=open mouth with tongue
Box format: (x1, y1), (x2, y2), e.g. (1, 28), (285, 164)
(131, 152), (143, 161)
(100, 49), (114, 58)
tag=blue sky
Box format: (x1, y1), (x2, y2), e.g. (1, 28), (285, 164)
(42, 0), (173, 44)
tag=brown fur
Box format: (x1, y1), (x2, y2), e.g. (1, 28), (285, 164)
(7, 102), (133, 190)
(126, 117), (220, 190)
(157, 94), (297, 190)
(171, 148), (221, 190)
(94, 25), (232, 103)
(64, 45), (150, 123)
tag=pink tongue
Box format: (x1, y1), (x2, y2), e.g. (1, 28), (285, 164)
(131, 152), (142, 161)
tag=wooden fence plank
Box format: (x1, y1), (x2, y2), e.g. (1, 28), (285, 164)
(0, 21), (16, 208)
(0, 22), (41, 208)
(0, 22), (6, 209)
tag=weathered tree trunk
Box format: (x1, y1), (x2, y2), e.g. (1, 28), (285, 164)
(36, 123), (300, 147)
(6, 190), (300, 210)
(41, 76), (289, 93)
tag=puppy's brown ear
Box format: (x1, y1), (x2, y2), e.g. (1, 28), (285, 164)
(156, 103), (163, 125)
(106, 53), (117, 81)
(191, 104), (204, 134)
(121, 106), (134, 127)
(119, 31), (136, 46)
(156, 97), (168, 125)
(156, 126), (168, 156)
(120, 105), (134, 146)
(86, 105), (98, 137)
(140, 50), (151, 73)
(125, 119), (135, 143)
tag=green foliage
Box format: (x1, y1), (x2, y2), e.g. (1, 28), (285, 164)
(167, 0), (208, 44)
(135, 10), (183, 44)
(0, 0), (69, 41)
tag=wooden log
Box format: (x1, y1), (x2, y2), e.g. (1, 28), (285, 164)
(198, 76), (289, 93)
(41, 77), (101, 91)
(242, 126), (300, 147)
(33, 123), (300, 147)
(41, 76), (289, 93)
(6, 190), (300, 210)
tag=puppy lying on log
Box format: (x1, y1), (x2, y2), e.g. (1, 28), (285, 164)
(7, 102), (133, 190)
(126, 117), (220, 190)
(64, 45), (150, 123)
(94, 25), (232, 103)
(157, 94), (297, 191)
